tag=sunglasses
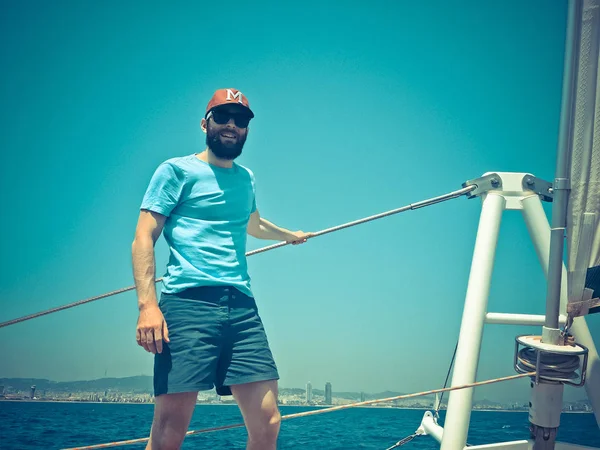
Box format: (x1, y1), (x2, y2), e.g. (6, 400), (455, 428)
(209, 110), (252, 128)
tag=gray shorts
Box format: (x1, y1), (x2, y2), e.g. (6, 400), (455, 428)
(153, 286), (279, 397)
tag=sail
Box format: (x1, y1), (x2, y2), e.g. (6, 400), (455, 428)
(567, 0), (600, 315)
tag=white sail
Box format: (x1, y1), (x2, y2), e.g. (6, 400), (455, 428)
(566, 0), (600, 313)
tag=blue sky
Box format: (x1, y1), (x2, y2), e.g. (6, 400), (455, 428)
(0, 0), (597, 403)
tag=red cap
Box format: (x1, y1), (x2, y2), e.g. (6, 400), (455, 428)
(205, 88), (254, 118)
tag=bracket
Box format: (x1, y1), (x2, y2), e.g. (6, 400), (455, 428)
(462, 173), (502, 199)
(522, 175), (554, 202)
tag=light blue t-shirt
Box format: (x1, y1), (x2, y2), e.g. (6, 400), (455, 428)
(140, 154), (257, 297)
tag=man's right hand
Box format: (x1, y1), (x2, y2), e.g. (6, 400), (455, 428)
(136, 305), (170, 354)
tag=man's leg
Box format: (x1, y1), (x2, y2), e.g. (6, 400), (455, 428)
(150, 289), (225, 449)
(231, 380), (281, 450)
(146, 392), (198, 450)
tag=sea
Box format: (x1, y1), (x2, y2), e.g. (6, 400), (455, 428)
(0, 402), (598, 449)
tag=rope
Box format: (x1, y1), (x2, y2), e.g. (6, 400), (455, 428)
(62, 371), (535, 450)
(0, 284), (143, 329)
(516, 348), (580, 382)
(0, 185), (475, 329)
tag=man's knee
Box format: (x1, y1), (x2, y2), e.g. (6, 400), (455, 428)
(147, 418), (188, 450)
(147, 392), (197, 450)
(248, 407), (281, 444)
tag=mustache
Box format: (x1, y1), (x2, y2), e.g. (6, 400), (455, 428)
(207, 123), (240, 139)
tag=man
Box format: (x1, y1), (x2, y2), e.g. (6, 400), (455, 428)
(132, 88), (310, 450)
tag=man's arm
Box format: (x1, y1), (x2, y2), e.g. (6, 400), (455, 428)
(247, 209), (311, 243)
(132, 210), (169, 354)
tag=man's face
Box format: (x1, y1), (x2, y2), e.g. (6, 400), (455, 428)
(204, 105), (251, 160)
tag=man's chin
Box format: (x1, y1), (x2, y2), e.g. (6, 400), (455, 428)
(211, 147), (243, 160)
(217, 154), (239, 161)
(207, 135), (245, 160)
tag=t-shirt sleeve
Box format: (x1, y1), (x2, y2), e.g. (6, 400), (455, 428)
(250, 172), (257, 214)
(140, 162), (186, 217)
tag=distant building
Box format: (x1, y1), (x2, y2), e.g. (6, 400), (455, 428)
(30, 385), (36, 399)
(325, 382), (332, 405)
(360, 392), (365, 403)
(306, 382), (313, 403)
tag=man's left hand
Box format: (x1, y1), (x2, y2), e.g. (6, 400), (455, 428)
(286, 231), (313, 245)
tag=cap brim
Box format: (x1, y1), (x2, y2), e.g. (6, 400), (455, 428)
(209, 103), (254, 118)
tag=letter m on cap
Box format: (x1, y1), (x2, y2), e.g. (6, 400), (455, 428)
(226, 89), (244, 104)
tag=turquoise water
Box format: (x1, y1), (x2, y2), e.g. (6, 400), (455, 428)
(1, 402), (598, 449)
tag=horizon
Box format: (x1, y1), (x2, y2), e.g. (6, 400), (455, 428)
(0, 374), (591, 404)
(1, 0), (598, 407)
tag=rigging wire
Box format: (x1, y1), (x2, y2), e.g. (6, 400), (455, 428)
(435, 341), (458, 418)
(384, 432), (421, 450)
(0, 185), (475, 329)
(385, 341), (458, 449)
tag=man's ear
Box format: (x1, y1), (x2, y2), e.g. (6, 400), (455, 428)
(201, 118), (207, 133)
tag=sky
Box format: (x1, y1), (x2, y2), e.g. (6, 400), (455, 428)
(0, 0), (597, 404)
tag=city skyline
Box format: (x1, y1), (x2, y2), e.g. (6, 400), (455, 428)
(0, 375), (591, 406)
(0, 376), (593, 413)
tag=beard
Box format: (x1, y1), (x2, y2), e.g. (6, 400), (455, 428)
(206, 123), (247, 160)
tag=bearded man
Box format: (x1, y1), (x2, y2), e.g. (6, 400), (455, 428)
(132, 88), (310, 450)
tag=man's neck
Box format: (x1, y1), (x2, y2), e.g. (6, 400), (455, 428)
(197, 148), (234, 168)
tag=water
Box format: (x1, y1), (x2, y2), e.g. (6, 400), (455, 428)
(1, 402), (598, 449)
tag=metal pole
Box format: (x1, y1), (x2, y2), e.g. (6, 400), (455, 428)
(521, 195), (569, 318)
(522, 195), (600, 427)
(440, 193), (506, 450)
(484, 313), (567, 326)
(544, 0), (582, 344)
